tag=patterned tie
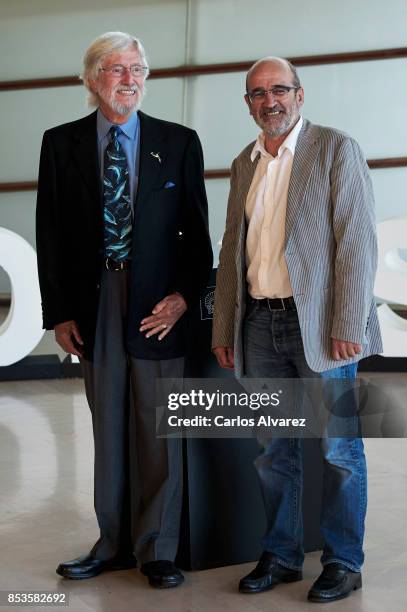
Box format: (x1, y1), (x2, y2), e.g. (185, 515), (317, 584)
(103, 126), (132, 261)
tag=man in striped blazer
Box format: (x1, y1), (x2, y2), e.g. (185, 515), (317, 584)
(212, 57), (382, 603)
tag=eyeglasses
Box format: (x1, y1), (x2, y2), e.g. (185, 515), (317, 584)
(99, 64), (149, 77)
(246, 85), (299, 103)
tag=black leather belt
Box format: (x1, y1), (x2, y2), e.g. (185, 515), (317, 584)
(104, 257), (131, 271)
(250, 296), (296, 311)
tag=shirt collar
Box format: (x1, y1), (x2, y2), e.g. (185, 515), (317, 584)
(250, 116), (303, 162)
(97, 109), (139, 142)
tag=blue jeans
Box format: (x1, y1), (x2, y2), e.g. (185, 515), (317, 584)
(244, 303), (367, 572)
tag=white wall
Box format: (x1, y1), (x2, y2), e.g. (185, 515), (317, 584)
(190, 0), (407, 61)
(0, 0), (406, 345)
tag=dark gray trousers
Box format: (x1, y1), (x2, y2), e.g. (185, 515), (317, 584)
(81, 270), (184, 563)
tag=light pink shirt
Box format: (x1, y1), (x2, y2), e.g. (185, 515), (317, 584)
(245, 116), (303, 299)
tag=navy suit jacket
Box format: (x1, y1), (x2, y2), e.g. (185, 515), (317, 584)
(36, 110), (213, 359)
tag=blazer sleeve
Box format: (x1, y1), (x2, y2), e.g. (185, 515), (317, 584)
(330, 136), (378, 344)
(36, 131), (74, 329)
(174, 130), (213, 307)
(212, 158), (240, 348)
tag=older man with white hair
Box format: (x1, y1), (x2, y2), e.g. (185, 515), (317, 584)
(36, 31), (212, 588)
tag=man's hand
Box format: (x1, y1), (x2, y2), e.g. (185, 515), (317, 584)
(213, 347), (235, 370)
(54, 320), (84, 357)
(332, 338), (362, 361)
(140, 293), (187, 341)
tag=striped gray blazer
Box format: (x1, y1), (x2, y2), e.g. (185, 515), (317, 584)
(212, 119), (383, 376)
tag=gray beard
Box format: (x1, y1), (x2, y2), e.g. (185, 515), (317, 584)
(261, 112), (294, 137)
(98, 85), (146, 116)
(111, 99), (141, 115)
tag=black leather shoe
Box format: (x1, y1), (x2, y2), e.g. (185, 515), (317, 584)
(239, 552), (302, 594)
(308, 563), (362, 603)
(56, 553), (137, 580)
(141, 560), (184, 589)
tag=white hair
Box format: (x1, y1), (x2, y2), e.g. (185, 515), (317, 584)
(80, 31), (149, 107)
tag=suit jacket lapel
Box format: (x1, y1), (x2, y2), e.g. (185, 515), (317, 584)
(285, 120), (320, 246)
(237, 145), (259, 226)
(135, 111), (166, 212)
(72, 111), (100, 206)
(235, 146), (259, 295)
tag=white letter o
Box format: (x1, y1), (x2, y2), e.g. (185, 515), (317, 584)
(0, 227), (44, 366)
(375, 218), (407, 357)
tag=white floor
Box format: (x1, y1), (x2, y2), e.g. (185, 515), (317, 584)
(0, 377), (406, 612)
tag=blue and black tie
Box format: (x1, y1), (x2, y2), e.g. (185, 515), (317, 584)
(103, 126), (132, 261)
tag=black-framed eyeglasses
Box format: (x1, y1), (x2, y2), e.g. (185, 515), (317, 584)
(99, 64), (148, 77)
(246, 85), (299, 103)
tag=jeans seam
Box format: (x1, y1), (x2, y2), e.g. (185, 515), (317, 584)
(266, 553), (302, 571)
(290, 438), (297, 540)
(270, 313), (278, 353)
(322, 558), (361, 572)
(350, 438), (367, 543)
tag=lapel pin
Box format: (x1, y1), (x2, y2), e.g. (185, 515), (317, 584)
(150, 151), (162, 163)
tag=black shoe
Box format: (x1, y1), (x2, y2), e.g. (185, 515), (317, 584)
(307, 563), (362, 603)
(56, 552), (137, 580)
(141, 560), (184, 589)
(239, 552), (302, 594)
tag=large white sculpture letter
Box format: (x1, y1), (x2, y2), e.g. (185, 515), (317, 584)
(375, 218), (407, 357)
(0, 227), (44, 366)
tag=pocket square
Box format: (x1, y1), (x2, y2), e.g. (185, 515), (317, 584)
(164, 181), (176, 189)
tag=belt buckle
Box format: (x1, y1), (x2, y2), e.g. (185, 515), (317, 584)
(105, 257), (125, 271)
(267, 297), (286, 311)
